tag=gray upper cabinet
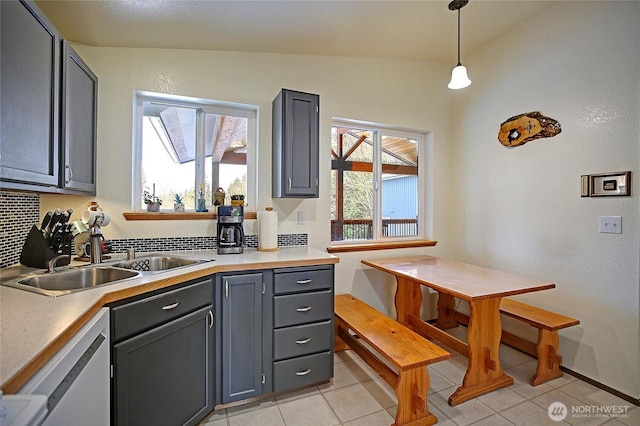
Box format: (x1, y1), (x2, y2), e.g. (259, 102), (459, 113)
(1, 0), (60, 189)
(61, 41), (98, 194)
(0, 0), (97, 195)
(272, 89), (319, 198)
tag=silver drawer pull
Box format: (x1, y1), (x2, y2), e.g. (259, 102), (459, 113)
(296, 338), (312, 345)
(296, 279), (312, 285)
(162, 302), (180, 311)
(296, 306), (312, 313)
(296, 369), (311, 376)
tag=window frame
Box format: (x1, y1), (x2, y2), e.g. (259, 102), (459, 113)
(330, 118), (432, 246)
(132, 90), (258, 212)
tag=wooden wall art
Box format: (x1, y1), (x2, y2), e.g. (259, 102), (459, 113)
(498, 111), (561, 147)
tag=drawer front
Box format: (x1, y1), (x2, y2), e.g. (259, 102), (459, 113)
(273, 351), (333, 392)
(274, 267), (333, 295)
(273, 320), (332, 361)
(273, 290), (332, 328)
(112, 279), (212, 341)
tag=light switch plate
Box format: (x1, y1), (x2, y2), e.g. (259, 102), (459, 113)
(599, 216), (622, 234)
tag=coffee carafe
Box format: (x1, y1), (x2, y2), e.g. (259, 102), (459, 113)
(217, 205), (244, 254)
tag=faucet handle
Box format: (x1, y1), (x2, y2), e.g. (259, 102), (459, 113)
(127, 248), (136, 260)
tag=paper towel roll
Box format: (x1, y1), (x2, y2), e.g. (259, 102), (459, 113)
(258, 207), (279, 251)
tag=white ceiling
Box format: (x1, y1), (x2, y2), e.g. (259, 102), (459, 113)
(35, 0), (559, 64)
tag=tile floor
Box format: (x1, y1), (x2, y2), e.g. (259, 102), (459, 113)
(199, 326), (638, 426)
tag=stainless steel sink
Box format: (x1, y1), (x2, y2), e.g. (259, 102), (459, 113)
(9, 267), (140, 297)
(1, 254), (212, 297)
(110, 255), (209, 273)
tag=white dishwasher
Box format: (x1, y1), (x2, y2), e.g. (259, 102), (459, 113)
(18, 308), (110, 426)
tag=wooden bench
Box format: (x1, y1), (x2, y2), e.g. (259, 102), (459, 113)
(499, 298), (580, 386)
(334, 294), (450, 426)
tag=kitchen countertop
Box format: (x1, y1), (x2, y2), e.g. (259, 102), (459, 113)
(0, 247), (339, 393)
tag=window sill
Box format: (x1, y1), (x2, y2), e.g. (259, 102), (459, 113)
(327, 239), (437, 253)
(123, 211), (257, 221)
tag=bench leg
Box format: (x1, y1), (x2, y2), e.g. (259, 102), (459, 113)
(394, 366), (438, 426)
(334, 317), (350, 352)
(531, 329), (563, 386)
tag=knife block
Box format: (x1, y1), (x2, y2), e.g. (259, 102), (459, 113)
(20, 225), (71, 269)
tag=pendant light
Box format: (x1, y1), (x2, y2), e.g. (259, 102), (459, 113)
(448, 0), (471, 89)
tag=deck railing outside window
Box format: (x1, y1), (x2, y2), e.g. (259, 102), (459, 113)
(331, 219), (418, 241)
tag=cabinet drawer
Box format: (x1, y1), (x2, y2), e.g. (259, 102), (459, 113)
(273, 320), (332, 361)
(273, 351), (333, 392)
(112, 280), (211, 342)
(274, 267), (332, 295)
(273, 290), (332, 328)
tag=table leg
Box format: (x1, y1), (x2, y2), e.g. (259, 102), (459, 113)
(448, 297), (514, 406)
(436, 293), (458, 329)
(394, 277), (422, 326)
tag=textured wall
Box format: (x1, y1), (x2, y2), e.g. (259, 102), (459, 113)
(451, 1), (640, 398)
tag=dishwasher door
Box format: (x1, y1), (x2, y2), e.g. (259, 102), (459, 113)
(19, 308), (110, 426)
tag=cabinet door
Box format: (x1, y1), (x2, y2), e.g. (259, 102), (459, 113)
(113, 306), (214, 426)
(272, 89), (319, 198)
(0, 0), (60, 189)
(219, 273), (265, 403)
(60, 41), (97, 194)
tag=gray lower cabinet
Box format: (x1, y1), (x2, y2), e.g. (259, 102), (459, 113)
(216, 271), (273, 404)
(272, 89), (320, 198)
(215, 265), (334, 406)
(271, 265), (334, 393)
(110, 279), (214, 426)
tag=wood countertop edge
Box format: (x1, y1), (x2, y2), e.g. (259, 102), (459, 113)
(2, 255), (340, 394)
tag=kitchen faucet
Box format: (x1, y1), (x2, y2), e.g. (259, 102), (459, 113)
(48, 254), (70, 273)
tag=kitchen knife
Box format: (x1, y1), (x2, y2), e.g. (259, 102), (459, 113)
(49, 211), (69, 242)
(44, 208), (62, 238)
(41, 211), (53, 234)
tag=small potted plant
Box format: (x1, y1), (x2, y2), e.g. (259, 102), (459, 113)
(173, 193), (185, 212)
(143, 185), (162, 212)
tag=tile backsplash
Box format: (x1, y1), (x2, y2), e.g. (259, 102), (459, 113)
(0, 191), (307, 268)
(0, 191), (40, 268)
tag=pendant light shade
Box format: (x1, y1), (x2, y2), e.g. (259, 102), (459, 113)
(448, 0), (471, 90)
(448, 65), (471, 89)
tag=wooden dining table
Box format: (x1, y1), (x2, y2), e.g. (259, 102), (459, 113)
(361, 255), (556, 406)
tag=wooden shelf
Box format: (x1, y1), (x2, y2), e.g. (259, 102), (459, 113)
(327, 240), (437, 253)
(123, 211), (257, 221)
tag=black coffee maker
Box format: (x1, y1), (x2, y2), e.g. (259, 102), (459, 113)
(217, 205), (244, 254)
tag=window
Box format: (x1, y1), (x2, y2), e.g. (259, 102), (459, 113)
(331, 119), (427, 243)
(132, 91), (257, 211)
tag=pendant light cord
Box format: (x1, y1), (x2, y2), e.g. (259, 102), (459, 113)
(457, 9), (462, 66)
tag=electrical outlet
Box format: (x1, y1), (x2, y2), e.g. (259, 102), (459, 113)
(297, 211), (306, 225)
(599, 216), (622, 234)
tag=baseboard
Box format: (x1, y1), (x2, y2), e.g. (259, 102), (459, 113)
(560, 366), (640, 407)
